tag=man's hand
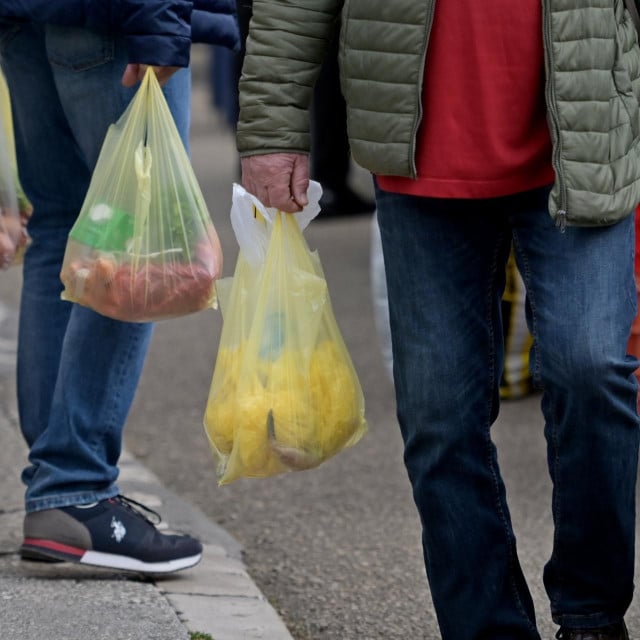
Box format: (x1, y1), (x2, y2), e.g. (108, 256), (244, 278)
(121, 64), (181, 87)
(241, 153), (310, 213)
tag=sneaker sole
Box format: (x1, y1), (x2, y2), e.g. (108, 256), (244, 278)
(21, 538), (202, 574)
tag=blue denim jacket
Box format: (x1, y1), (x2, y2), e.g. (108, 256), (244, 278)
(0, 0), (239, 66)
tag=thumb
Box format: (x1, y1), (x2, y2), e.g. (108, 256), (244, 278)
(290, 155), (310, 208)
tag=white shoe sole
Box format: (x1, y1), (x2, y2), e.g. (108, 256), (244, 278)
(80, 550), (203, 574)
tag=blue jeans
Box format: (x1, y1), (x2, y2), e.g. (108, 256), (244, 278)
(375, 185), (639, 638)
(0, 23), (191, 513)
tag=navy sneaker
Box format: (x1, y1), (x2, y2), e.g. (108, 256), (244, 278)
(21, 495), (202, 574)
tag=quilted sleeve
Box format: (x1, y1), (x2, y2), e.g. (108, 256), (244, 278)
(236, 0), (342, 156)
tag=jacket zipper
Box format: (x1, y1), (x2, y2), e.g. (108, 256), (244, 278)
(409, 0), (436, 178)
(542, 0), (568, 232)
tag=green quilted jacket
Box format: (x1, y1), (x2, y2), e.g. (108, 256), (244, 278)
(237, 0), (640, 227)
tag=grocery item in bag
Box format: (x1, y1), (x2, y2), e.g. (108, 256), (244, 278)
(204, 184), (367, 484)
(61, 68), (222, 321)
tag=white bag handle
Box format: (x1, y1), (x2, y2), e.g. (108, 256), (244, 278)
(230, 181), (322, 266)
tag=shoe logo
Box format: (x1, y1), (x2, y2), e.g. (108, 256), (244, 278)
(110, 517), (127, 543)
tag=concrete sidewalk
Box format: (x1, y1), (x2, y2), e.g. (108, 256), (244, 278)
(0, 331), (294, 640)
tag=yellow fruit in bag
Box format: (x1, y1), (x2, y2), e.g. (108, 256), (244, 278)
(266, 342), (361, 469)
(204, 390), (235, 455)
(205, 339), (366, 479)
(310, 340), (363, 453)
(204, 346), (242, 455)
(203, 196), (367, 484)
(266, 382), (316, 470)
(221, 368), (286, 481)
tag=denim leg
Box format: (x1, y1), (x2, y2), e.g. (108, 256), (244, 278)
(376, 188), (540, 640)
(0, 24), (191, 512)
(511, 206), (639, 628)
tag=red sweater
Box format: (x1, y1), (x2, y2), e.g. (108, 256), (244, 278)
(377, 0), (555, 199)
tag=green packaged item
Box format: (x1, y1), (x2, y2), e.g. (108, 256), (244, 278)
(69, 203), (134, 253)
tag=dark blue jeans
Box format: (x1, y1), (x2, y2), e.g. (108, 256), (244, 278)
(0, 23), (190, 512)
(375, 185), (639, 639)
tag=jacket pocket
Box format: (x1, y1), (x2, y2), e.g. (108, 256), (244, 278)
(45, 25), (114, 72)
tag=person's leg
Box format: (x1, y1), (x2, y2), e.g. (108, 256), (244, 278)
(2, 23), (201, 574)
(376, 186), (540, 640)
(1, 24), (190, 512)
(511, 197), (639, 631)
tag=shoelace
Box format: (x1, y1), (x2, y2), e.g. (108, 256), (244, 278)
(112, 494), (162, 526)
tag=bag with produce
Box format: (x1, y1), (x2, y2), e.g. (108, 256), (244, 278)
(204, 183), (367, 484)
(60, 67), (222, 322)
(0, 68), (32, 269)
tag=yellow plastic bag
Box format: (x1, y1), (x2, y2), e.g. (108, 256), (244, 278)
(204, 183), (367, 484)
(60, 67), (222, 321)
(0, 69), (32, 268)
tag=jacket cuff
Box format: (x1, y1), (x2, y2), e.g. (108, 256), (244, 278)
(125, 33), (191, 67)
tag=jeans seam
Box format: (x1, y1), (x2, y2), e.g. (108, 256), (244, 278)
(485, 235), (537, 632)
(513, 231), (563, 613)
(548, 411), (562, 614)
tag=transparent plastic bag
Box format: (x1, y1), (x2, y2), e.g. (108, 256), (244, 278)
(60, 68), (222, 321)
(204, 183), (367, 484)
(0, 69), (32, 269)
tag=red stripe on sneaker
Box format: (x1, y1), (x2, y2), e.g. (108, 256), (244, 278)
(23, 538), (85, 558)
